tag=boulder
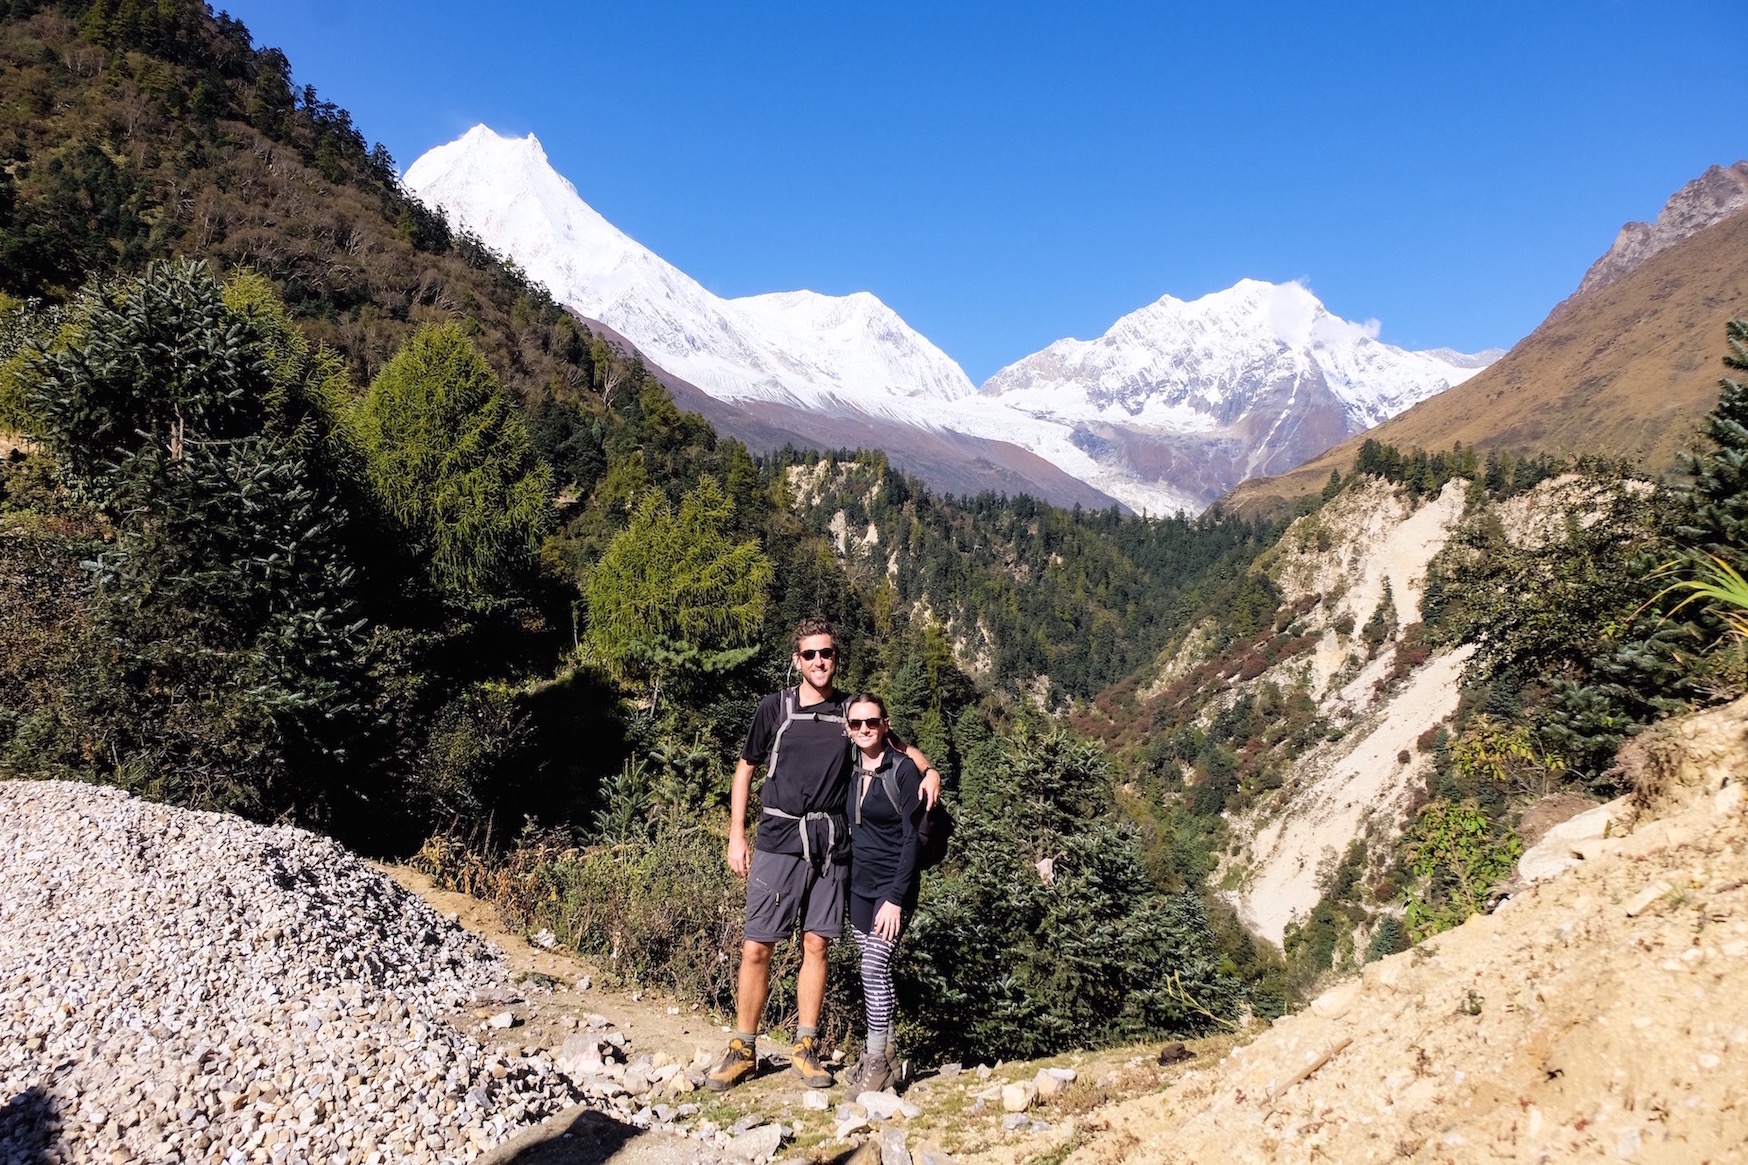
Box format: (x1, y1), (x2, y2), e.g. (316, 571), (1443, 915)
(858, 1091), (921, 1120)
(726, 1122), (785, 1161)
(913, 1140), (958, 1165)
(879, 1127), (913, 1165)
(1310, 979), (1362, 1020)
(1517, 799), (1624, 883)
(1001, 1082), (1036, 1112)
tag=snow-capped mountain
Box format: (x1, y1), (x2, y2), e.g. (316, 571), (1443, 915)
(945, 281), (1501, 510)
(404, 126), (1498, 514)
(404, 127), (974, 420)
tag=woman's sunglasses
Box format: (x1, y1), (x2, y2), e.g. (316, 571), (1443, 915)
(846, 717), (885, 730)
(798, 647), (836, 661)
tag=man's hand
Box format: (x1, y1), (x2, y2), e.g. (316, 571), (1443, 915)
(727, 758), (756, 877)
(874, 900), (903, 942)
(896, 738), (942, 809)
(919, 768), (941, 810)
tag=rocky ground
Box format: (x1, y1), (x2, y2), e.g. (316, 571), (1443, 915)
(1059, 697), (1748, 1165)
(14, 694), (1742, 1165)
(0, 782), (696, 1165)
(0, 779), (1207, 1165)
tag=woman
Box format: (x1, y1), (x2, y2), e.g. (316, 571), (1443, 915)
(842, 692), (925, 1093)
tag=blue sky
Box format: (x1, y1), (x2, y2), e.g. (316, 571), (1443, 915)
(222, 1), (1742, 382)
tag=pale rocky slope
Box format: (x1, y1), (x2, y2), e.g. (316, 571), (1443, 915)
(1062, 694), (1748, 1165)
(1179, 476), (1475, 945)
(1183, 475), (1639, 950)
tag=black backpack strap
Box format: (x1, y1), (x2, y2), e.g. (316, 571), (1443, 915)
(880, 766), (905, 817)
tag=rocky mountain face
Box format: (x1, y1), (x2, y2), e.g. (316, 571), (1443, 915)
(406, 127), (1492, 514)
(1572, 160), (1748, 300)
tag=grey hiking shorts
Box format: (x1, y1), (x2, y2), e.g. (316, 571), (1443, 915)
(744, 848), (847, 943)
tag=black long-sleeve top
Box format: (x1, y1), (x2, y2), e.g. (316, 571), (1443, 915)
(847, 749), (925, 907)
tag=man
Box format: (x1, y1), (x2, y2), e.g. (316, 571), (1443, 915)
(707, 615), (941, 1091)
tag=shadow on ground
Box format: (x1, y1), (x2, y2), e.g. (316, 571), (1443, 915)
(0, 1087), (58, 1164)
(477, 1108), (647, 1165)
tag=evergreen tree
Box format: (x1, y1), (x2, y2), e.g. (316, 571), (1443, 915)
(902, 727), (1239, 1060)
(26, 261), (370, 814)
(585, 477), (772, 699)
(352, 323), (553, 609)
(1682, 318), (1748, 555)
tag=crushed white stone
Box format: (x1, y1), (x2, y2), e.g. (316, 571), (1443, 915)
(0, 780), (597, 1164)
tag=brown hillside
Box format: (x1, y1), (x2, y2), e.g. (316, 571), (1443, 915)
(1224, 205), (1748, 514)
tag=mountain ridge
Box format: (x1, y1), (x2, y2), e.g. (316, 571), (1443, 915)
(405, 125), (1496, 515)
(1223, 190), (1748, 514)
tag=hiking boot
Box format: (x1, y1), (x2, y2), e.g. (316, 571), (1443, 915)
(705, 1037), (756, 1092)
(789, 1035), (834, 1088)
(854, 1049), (895, 1093)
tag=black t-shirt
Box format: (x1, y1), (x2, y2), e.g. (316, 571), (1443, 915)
(847, 750), (925, 907)
(741, 688), (854, 859)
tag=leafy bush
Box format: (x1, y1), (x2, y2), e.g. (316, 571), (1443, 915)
(1403, 800), (1519, 940)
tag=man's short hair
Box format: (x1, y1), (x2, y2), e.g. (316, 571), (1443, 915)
(792, 615), (836, 653)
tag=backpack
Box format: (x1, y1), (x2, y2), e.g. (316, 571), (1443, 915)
(761, 688), (850, 866)
(870, 762), (955, 872)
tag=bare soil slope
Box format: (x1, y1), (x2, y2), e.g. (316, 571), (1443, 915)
(1063, 697), (1748, 1165)
(1226, 205), (1748, 514)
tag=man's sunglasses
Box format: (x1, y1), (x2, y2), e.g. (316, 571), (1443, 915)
(846, 717), (886, 730)
(798, 647), (836, 661)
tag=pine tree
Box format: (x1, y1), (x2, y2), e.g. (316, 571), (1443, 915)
(1682, 318), (1748, 555)
(352, 323), (553, 608)
(584, 477), (771, 698)
(26, 261), (370, 814)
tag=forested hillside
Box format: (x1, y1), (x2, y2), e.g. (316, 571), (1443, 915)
(8, 0), (1745, 1083)
(0, 0), (1287, 1061)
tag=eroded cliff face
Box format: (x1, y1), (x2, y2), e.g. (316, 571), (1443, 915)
(1061, 696), (1748, 1165)
(1187, 475), (1638, 950)
(1210, 477), (1473, 945)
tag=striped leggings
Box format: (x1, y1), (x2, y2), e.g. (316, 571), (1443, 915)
(849, 924), (898, 1043)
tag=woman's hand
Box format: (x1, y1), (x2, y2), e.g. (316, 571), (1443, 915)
(874, 900), (903, 942)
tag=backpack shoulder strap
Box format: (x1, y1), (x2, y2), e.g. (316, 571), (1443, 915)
(880, 766), (905, 815)
(766, 688), (796, 778)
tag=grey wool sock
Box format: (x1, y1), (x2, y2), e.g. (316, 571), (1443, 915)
(796, 1025), (818, 1041)
(865, 1030), (889, 1057)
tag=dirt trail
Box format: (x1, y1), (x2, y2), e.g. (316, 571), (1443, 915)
(1061, 697), (1748, 1165)
(386, 867), (1230, 1164)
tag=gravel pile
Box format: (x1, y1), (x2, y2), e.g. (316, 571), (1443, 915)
(0, 780), (594, 1165)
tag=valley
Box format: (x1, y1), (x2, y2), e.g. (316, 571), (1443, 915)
(2, 3), (1748, 1164)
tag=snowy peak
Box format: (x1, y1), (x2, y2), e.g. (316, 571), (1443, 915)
(981, 278), (1492, 431)
(404, 125), (1491, 517)
(946, 280), (1498, 512)
(403, 125), (975, 418)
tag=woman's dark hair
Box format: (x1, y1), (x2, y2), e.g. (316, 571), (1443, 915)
(844, 692), (888, 722)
